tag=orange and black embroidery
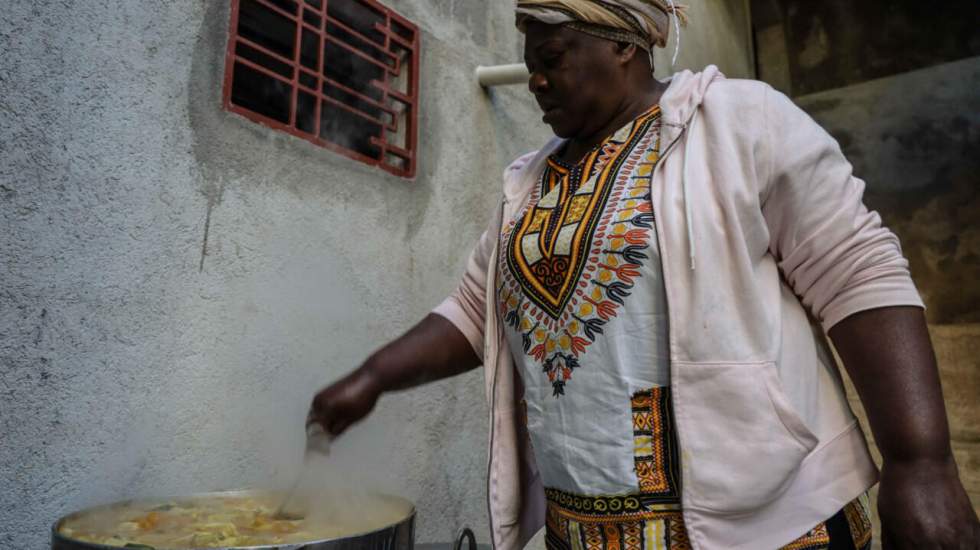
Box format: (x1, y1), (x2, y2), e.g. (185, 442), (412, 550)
(778, 496), (873, 550)
(499, 106), (662, 396)
(780, 523), (830, 550)
(843, 496), (873, 550)
(632, 387), (681, 499)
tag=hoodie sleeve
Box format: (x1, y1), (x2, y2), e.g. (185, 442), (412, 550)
(430, 200), (502, 363)
(431, 152), (538, 362)
(760, 85), (924, 332)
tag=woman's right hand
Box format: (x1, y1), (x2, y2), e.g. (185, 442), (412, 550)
(309, 366), (381, 436)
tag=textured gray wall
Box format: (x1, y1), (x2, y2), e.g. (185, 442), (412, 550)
(0, 1), (752, 547)
(751, 0), (980, 96)
(654, 0), (754, 80)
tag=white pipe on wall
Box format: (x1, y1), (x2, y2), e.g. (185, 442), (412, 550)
(475, 63), (530, 87)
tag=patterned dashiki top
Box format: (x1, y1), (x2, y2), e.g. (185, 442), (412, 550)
(496, 105), (874, 550)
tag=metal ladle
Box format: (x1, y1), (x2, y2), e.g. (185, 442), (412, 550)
(273, 419), (334, 519)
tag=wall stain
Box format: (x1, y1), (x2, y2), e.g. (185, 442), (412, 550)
(198, 177), (225, 273)
(33, 308), (47, 347)
(881, 119), (959, 159)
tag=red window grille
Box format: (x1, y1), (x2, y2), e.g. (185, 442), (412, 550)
(223, 0), (420, 178)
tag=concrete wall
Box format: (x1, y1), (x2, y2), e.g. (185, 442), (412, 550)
(751, 0), (980, 96)
(2, 1), (542, 546)
(654, 0), (754, 80)
(1, 1), (753, 548)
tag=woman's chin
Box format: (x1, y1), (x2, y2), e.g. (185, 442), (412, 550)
(547, 121), (577, 139)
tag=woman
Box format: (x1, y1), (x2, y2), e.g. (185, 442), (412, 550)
(310, 1), (979, 548)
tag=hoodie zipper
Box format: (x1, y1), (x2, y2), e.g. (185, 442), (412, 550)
(485, 198), (506, 550)
(652, 108), (701, 548)
(660, 119), (689, 159)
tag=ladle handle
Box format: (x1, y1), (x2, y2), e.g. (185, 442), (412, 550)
(454, 527), (477, 550)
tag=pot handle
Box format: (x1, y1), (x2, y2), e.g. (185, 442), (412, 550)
(454, 527), (477, 550)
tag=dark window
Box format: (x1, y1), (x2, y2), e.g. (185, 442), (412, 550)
(224, 0), (420, 177)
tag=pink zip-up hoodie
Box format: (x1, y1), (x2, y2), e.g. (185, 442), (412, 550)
(433, 66), (923, 550)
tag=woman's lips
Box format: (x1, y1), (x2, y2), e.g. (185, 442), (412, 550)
(542, 107), (561, 123)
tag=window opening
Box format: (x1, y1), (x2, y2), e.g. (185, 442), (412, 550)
(224, 0), (420, 177)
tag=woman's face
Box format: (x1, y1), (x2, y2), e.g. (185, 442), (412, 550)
(523, 22), (631, 139)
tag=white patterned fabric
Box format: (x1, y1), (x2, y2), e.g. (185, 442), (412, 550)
(497, 106), (670, 495)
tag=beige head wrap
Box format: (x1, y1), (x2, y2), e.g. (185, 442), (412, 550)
(516, 0), (689, 56)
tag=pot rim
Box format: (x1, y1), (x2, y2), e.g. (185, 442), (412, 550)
(51, 489), (416, 550)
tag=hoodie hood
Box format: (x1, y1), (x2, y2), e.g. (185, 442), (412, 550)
(658, 64), (725, 141)
(656, 65), (725, 270)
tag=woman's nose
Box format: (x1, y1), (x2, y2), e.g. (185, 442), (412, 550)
(528, 70), (549, 94)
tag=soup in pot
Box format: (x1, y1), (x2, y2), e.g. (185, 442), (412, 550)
(57, 492), (412, 548)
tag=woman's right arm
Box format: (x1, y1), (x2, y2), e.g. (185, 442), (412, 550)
(310, 313), (481, 435)
(310, 199), (505, 435)
(308, 149), (541, 436)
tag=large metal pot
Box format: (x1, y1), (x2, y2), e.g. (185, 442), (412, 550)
(51, 490), (415, 550)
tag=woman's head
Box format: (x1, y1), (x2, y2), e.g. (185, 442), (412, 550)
(516, 0), (688, 138)
(523, 21), (649, 138)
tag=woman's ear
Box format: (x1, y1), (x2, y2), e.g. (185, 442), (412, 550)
(616, 42), (640, 65)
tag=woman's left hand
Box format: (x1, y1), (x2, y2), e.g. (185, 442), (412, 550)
(878, 456), (979, 550)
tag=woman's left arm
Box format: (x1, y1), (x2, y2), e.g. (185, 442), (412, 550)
(758, 84), (978, 549)
(830, 306), (978, 550)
